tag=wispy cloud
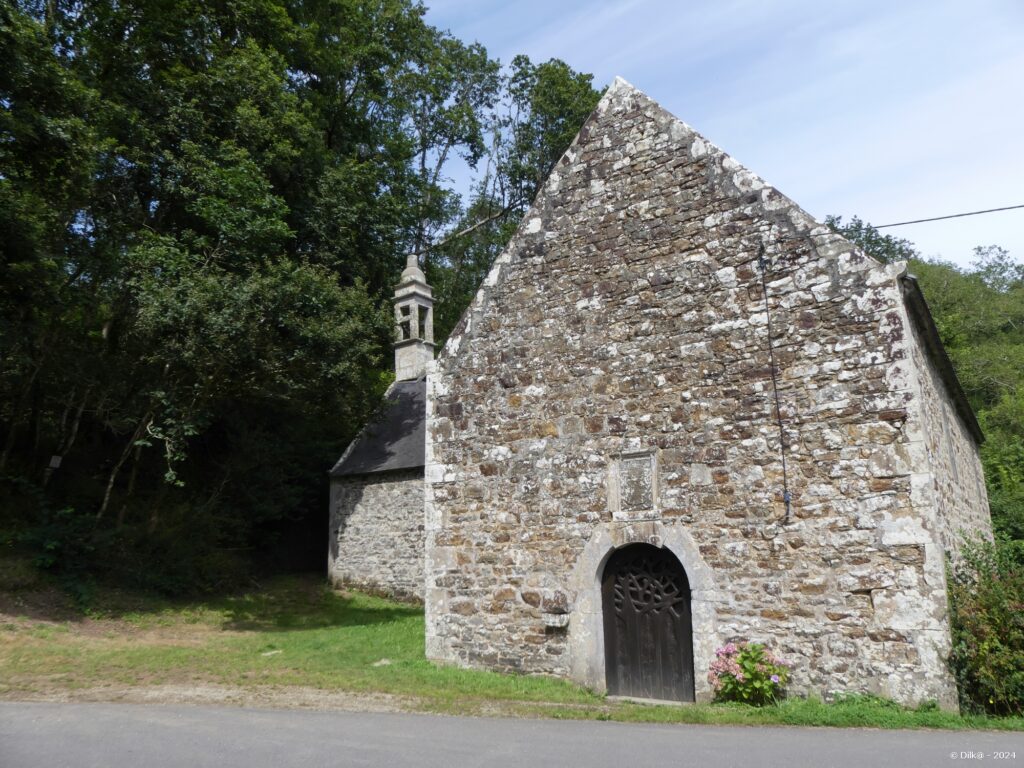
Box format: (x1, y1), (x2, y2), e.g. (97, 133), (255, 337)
(423, 0), (1024, 264)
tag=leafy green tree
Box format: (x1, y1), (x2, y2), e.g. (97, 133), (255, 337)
(972, 245), (1024, 293)
(426, 56), (602, 345)
(0, 3), (99, 474)
(825, 215), (919, 264)
(0, 0), (616, 592)
(948, 537), (1024, 715)
(428, 193), (518, 343)
(403, 34), (501, 255)
(981, 397), (1024, 541)
(0, 0), (516, 590)
(907, 256), (1024, 409)
(501, 55), (604, 209)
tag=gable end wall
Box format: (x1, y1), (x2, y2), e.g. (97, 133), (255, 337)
(425, 79), (966, 707)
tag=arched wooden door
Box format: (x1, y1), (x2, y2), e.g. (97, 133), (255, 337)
(602, 544), (695, 702)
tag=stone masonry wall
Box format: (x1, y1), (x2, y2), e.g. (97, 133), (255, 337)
(329, 469), (424, 600)
(904, 303), (992, 559)
(425, 79), (983, 707)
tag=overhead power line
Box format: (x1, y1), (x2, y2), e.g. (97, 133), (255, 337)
(875, 204), (1024, 229)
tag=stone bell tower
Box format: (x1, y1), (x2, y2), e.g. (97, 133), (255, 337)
(393, 252), (434, 381)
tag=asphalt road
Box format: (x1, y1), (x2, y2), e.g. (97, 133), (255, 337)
(1, 702), (1022, 768)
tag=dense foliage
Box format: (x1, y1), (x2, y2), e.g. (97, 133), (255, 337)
(0, 0), (599, 591)
(1, 0), (1019, 618)
(947, 538), (1024, 715)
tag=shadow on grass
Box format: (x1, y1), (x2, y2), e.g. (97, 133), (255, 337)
(218, 581), (422, 632)
(0, 550), (423, 631)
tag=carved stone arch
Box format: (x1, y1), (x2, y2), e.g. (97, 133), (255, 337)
(602, 543), (694, 701)
(567, 521), (719, 702)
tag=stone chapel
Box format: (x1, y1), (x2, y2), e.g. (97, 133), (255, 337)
(330, 78), (992, 708)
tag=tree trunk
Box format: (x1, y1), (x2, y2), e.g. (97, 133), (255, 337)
(148, 482), (169, 535)
(116, 445), (143, 528)
(0, 361), (43, 472)
(42, 388), (90, 487)
(29, 376), (43, 456)
(97, 412), (152, 520)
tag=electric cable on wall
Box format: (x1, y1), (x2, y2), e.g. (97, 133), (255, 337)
(757, 243), (792, 524)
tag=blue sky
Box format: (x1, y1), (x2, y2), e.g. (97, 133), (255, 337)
(423, 0), (1024, 267)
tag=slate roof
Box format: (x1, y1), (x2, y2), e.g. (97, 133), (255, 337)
(329, 378), (426, 477)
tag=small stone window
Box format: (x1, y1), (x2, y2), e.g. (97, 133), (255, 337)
(418, 307), (427, 340)
(398, 304), (412, 341)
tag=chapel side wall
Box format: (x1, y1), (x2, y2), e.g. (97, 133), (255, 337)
(329, 469), (424, 601)
(424, 81), (959, 707)
(904, 312), (992, 558)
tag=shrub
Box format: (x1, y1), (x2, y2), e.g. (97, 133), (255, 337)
(708, 641), (791, 706)
(947, 537), (1024, 716)
(20, 502), (247, 600)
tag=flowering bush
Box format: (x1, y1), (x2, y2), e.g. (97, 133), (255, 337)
(708, 641), (791, 706)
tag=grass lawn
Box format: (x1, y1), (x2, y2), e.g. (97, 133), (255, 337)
(1, 568), (1022, 731)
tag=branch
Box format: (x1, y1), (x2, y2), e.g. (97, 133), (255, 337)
(423, 200), (520, 254)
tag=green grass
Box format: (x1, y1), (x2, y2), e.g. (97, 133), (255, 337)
(1, 574), (1022, 730)
(1, 576), (601, 708)
(544, 695), (1024, 731)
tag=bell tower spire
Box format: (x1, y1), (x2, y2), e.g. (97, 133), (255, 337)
(393, 252), (434, 380)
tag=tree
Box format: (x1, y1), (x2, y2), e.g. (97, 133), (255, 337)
(501, 56), (604, 211)
(425, 56), (603, 345)
(0, 0), (517, 590)
(0, 0), (609, 591)
(972, 245), (1024, 293)
(825, 215), (919, 264)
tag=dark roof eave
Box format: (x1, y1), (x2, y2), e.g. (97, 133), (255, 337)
(328, 378), (427, 477)
(329, 464), (424, 480)
(899, 274), (984, 445)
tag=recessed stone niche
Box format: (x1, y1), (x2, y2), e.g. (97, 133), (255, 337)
(609, 449), (659, 520)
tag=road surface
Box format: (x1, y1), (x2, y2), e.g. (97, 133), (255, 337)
(1, 702), (1021, 767)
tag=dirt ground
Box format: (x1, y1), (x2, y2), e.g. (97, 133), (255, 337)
(3, 682), (423, 713)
